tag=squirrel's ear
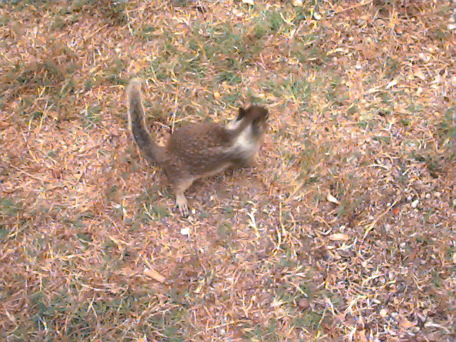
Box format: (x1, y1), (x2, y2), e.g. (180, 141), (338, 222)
(237, 107), (246, 120)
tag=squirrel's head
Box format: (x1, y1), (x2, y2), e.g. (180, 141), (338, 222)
(237, 105), (269, 136)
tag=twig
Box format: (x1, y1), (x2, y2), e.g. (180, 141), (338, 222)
(335, 0), (374, 14)
(362, 198), (400, 241)
(7, 163), (46, 183)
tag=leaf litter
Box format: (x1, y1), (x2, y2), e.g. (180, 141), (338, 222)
(0, 0), (455, 341)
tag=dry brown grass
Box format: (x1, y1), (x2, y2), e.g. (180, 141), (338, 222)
(1, 0), (455, 341)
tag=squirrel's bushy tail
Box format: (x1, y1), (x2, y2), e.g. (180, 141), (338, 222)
(126, 79), (164, 164)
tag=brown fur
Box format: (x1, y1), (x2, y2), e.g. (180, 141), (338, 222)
(126, 78), (269, 216)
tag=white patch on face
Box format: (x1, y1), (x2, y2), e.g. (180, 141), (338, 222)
(226, 125), (260, 160)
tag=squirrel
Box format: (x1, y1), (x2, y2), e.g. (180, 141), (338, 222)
(126, 78), (269, 216)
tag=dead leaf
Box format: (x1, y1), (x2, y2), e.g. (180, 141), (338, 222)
(180, 228), (190, 236)
(391, 206), (401, 215)
(413, 67), (426, 81)
(399, 317), (416, 329)
(386, 79), (398, 89)
(327, 193), (340, 204)
(329, 233), (350, 241)
(144, 268), (166, 283)
(312, 11), (322, 20)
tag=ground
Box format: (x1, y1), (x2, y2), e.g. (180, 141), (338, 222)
(0, 0), (455, 341)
